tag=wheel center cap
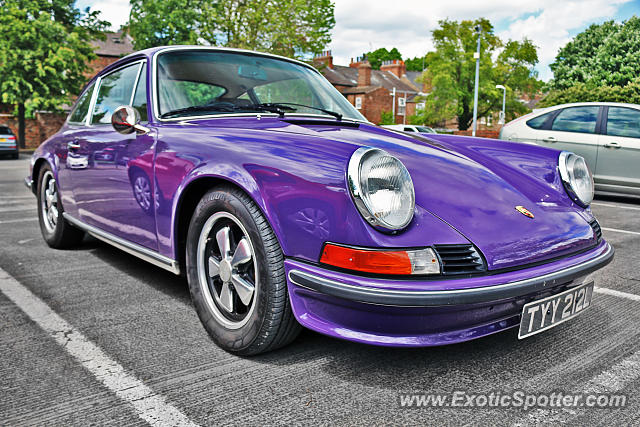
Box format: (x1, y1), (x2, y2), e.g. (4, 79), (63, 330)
(219, 259), (232, 282)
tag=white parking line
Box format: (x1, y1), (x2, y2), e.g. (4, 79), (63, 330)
(594, 287), (640, 302)
(592, 202), (640, 211)
(0, 267), (198, 427)
(0, 217), (37, 224)
(602, 227), (640, 236)
(0, 206), (35, 213)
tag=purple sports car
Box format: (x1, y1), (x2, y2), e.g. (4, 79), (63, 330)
(26, 46), (613, 355)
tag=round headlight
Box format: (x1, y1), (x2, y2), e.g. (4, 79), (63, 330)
(347, 147), (415, 231)
(558, 151), (594, 207)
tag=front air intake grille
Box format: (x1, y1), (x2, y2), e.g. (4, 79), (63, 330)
(590, 219), (602, 241)
(434, 244), (486, 276)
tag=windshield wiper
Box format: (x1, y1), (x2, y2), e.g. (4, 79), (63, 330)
(256, 103), (343, 121)
(160, 104), (238, 119)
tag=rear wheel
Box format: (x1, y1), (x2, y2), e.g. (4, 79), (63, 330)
(12, 152), (19, 159)
(186, 186), (300, 355)
(37, 164), (84, 248)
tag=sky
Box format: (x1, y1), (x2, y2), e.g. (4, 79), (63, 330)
(77, 0), (640, 81)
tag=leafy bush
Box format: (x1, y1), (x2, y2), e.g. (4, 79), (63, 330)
(379, 110), (395, 125)
(539, 79), (640, 107)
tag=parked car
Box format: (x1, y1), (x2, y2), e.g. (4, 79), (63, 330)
(26, 47), (612, 355)
(382, 124), (437, 134)
(500, 102), (640, 198)
(0, 125), (19, 159)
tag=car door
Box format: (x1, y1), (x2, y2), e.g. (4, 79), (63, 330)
(56, 81), (98, 219)
(73, 60), (158, 250)
(537, 105), (601, 173)
(595, 106), (640, 196)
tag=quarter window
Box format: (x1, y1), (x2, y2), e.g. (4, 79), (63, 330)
(526, 111), (553, 130)
(132, 63), (148, 122)
(68, 82), (95, 124)
(606, 107), (640, 138)
(91, 63), (141, 125)
(551, 106), (599, 134)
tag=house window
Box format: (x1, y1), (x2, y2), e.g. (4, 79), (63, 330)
(398, 97), (406, 116)
(417, 102), (425, 111)
(355, 96), (362, 110)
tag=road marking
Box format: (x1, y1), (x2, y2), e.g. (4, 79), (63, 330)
(0, 217), (37, 224)
(0, 206), (35, 213)
(17, 238), (34, 245)
(0, 195), (33, 199)
(592, 202), (640, 211)
(0, 267), (198, 427)
(602, 227), (640, 236)
(594, 287), (640, 302)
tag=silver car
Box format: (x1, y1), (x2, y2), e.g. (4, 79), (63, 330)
(0, 125), (19, 159)
(500, 102), (640, 198)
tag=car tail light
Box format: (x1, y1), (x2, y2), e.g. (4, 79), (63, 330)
(320, 243), (440, 275)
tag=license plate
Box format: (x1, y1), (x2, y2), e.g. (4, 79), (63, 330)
(518, 281), (594, 339)
(0, 138), (6, 142)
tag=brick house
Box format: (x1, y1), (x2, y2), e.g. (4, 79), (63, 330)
(315, 52), (424, 125)
(0, 30), (134, 149)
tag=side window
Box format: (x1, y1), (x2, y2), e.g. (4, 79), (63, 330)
(404, 127), (415, 132)
(68, 82), (95, 124)
(526, 111), (553, 130)
(606, 107), (640, 138)
(132, 63), (148, 122)
(91, 63), (141, 125)
(551, 106), (599, 134)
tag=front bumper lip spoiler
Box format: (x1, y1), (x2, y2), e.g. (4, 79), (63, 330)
(288, 243), (614, 307)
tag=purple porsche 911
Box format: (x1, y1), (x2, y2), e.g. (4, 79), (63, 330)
(25, 46), (613, 355)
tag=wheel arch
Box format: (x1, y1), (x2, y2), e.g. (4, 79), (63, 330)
(31, 157), (54, 195)
(173, 175), (285, 276)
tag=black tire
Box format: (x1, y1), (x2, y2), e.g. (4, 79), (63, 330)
(186, 186), (301, 355)
(37, 164), (85, 248)
(12, 152), (19, 159)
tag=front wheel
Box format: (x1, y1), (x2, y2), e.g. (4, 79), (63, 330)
(186, 186), (301, 355)
(37, 164), (85, 248)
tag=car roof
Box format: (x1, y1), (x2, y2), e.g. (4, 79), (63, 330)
(539, 101), (640, 110)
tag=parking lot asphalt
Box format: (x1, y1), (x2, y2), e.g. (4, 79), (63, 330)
(1, 155), (638, 426)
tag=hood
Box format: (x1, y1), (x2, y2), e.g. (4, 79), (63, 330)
(181, 117), (598, 270)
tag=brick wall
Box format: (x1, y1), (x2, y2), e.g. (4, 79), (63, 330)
(0, 112), (67, 149)
(453, 129), (501, 139)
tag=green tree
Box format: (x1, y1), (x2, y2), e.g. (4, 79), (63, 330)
(362, 47), (402, 69)
(128, 0), (200, 49)
(128, 0), (335, 59)
(378, 110), (394, 125)
(0, 0), (108, 148)
(549, 17), (640, 90)
(413, 18), (540, 130)
(539, 80), (640, 107)
(405, 55), (427, 71)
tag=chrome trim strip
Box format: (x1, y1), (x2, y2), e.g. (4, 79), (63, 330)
(288, 243), (614, 307)
(63, 213), (180, 275)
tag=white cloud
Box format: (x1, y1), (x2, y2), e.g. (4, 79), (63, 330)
(83, 0), (633, 81)
(329, 0), (632, 80)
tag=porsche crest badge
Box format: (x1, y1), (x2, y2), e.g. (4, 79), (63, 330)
(515, 205), (534, 219)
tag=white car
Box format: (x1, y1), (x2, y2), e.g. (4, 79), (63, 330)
(500, 102), (640, 198)
(382, 124), (436, 134)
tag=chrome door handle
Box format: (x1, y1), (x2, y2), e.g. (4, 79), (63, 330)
(67, 141), (80, 150)
(542, 136), (556, 143)
(604, 142), (621, 149)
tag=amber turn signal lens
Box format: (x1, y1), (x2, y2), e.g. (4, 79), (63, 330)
(320, 244), (440, 275)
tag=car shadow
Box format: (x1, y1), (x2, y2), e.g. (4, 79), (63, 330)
(84, 235), (192, 306)
(595, 194), (640, 205)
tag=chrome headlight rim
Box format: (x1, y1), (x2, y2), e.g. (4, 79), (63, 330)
(558, 151), (594, 208)
(347, 146), (416, 232)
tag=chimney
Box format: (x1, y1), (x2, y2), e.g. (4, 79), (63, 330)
(350, 54), (367, 68)
(314, 50), (333, 69)
(357, 61), (372, 87)
(380, 59), (406, 78)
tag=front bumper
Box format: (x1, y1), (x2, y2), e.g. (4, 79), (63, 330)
(285, 241), (613, 347)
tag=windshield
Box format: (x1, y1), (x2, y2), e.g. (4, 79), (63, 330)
(156, 50), (366, 121)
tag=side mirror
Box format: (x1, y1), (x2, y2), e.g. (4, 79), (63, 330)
(111, 105), (149, 135)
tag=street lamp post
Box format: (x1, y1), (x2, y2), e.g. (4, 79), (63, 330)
(496, 84), (506, 124)
(472, 25), (481, 137)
